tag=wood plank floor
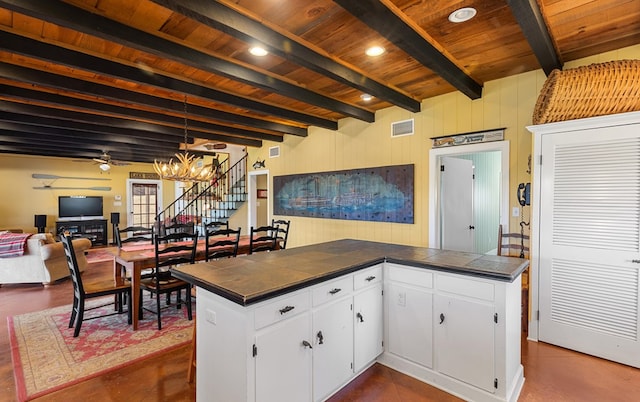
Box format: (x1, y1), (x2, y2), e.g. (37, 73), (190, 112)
(1, 260), (639, 401)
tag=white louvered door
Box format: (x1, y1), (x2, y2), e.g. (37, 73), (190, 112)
(539, 124), (640, 368)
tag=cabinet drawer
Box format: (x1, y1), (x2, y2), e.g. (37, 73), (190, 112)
(254, 291), (310, 329)
(312, 276), (352, 306)
(437, 274), (494, 302)
(354, 265), (382, 290)
(386, 264), (433, 289)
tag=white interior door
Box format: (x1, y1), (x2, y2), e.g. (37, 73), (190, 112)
(441, 156), (474, 252)
(248, 170), (269, 230)
(538, 127), (640, 368)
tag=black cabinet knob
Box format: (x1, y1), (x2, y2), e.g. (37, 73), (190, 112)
(357, 312), (364, 323)
(317, 331), (324, 345)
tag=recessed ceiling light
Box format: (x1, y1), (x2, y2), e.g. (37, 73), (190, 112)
(365, 46), (385, 57)
(360, 94), (373, 101)
(448, 7), (476, 23)
(249, 46), (268, 56)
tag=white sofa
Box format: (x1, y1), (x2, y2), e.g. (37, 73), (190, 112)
(0, 233), (91, 286)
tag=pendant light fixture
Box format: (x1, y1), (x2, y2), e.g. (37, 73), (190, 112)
(153, 96), (214, 182)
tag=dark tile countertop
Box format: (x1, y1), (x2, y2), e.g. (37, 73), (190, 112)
(171, 239), (529, 306)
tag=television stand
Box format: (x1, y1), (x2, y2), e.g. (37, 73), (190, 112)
(56, 219), (108, 246)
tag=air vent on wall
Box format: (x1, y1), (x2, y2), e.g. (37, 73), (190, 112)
(269, 146), (280, 158)
(391, 118), (414, 137)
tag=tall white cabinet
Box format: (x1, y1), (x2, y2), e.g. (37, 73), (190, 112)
(529, 111), (640, 368)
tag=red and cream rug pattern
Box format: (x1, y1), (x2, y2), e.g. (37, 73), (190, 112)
(8, 297), (194, 401)
(85, 248), (116, 264)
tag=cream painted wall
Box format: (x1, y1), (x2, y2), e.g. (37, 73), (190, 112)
(247, 44), (640, 249)
(0, 154), (171, 241)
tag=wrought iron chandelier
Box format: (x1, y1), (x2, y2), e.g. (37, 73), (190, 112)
(153, 97), (215, 182)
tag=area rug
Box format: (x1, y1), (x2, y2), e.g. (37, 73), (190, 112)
(85, 248), (116, 264)
(8, 297), (194, 401)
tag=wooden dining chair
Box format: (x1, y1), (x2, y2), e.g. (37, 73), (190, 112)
(271, 219), (290, 250)
(249, 225), (279, 254)
(139, 231), (196, 330)
(204, 220), (229, 233)
(114, 224), (156, 309)
(205, 226), (241, 261)
(162, 222), (195, 238)
(61, 233), (131, 337)
(115, 224), (154, 247)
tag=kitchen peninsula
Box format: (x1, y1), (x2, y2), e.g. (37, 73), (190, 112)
(172, 239), (529, 402)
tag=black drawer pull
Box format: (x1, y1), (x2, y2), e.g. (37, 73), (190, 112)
(356, 312), (364, 323)
(279, 305), (295, 315)
(329, 288), (342, 295)
(302, 340), (313, 349)
(365, 276), (376, 282)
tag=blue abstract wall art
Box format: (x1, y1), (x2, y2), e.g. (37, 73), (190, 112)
(273, 164), (414, 223)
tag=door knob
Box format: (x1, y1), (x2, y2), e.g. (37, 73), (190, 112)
(469, 225), (475, 230)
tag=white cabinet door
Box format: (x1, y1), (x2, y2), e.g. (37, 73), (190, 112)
(537, 124), (640, 368)
(312, 297), (353, 402)
(387, 282), (433, 368)
(435, 295), (495, 393)
(255, 313), (312, 402)
(353, 283), (383, 372)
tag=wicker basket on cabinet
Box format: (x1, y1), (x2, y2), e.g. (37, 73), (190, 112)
(532, 59), (640, 125)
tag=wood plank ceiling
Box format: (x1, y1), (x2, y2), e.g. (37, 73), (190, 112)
(0, 0), (639, 164)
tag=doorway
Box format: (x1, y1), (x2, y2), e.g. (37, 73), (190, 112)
(247, 169), (269, 231)
(429, 141), (509, 253)
(126, 179), (163, 228)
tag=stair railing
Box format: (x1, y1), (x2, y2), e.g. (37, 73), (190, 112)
(155, 153), (248, 236)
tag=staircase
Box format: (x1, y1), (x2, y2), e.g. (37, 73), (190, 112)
(156, 153), (248, 236)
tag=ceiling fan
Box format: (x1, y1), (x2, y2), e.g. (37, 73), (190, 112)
(75, 151), (131, 171)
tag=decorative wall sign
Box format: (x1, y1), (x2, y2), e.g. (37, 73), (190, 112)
(257, 189), (267, 199)
(130, 172), (160, 180)
(273, 164), (414, 223)
(431, 128), (505, 148)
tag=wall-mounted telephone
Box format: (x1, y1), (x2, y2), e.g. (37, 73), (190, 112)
(517, 183), (530, 206)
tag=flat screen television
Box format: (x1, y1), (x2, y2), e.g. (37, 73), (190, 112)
(58, 196), (104, 220)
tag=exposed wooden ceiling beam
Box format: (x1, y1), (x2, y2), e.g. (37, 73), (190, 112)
(506, 0), (562, 75)
(151, 0), (420, 113)
(0, 85), (284, 143)
(0, 30), (332, 131)
(0, 137), (176, 162)
(0, 62), (304, 137)
(0, 137), (176, 163)
(0, 123), (181, 151)
(0, 102), (263, 148)
(334, 0), (483, 100)
(0, 0), (371, 123)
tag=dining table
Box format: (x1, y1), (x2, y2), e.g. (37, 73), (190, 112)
(108, 234), (257, 330)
